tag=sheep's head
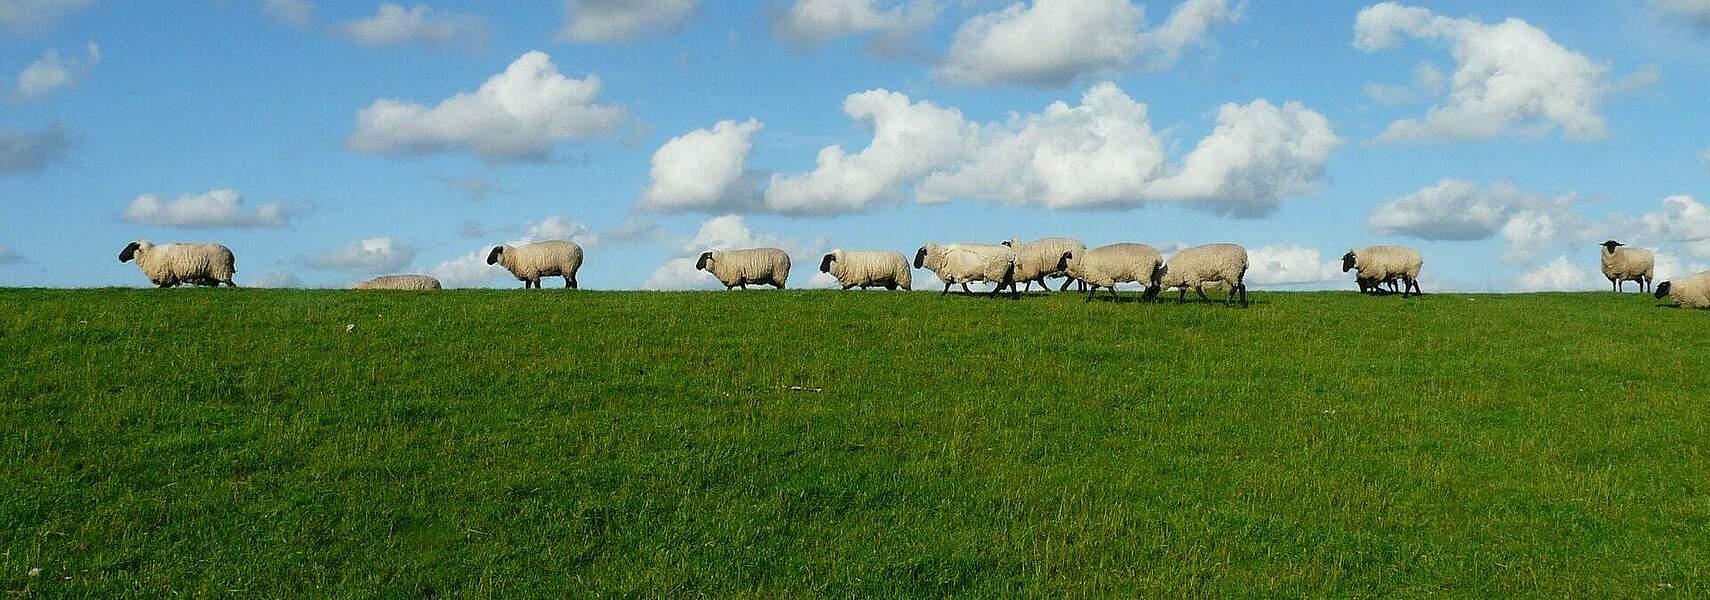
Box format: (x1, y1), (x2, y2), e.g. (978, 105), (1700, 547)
(1655, 281), (1671, 299)
(1601, 240), (1624, 253)
(695, 251), (714, 271)
(119, 241), (142, 263)
(485, 246), (506, 265)
(1341, 251), (1357, 272)
(818, 253), (836, 273)
(1056, 251), (1074, 273)
(913, 246), (928, 269)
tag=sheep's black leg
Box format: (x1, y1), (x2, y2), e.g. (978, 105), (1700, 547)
(941, 283), (951, 296)
(960, 283), (971, 293)
(1197, 285), (1211, 304)
(566, 275), (576, 289)
(1177, 288), (1186, 303)
(1238, 284), (1248, 308)
(1109, 287), (1120, 301)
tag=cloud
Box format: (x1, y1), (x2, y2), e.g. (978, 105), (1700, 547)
(1245, 244), (1344, 286)
(1516, 256), (1591, 291)
(260, 0), (314, 27)
(0, 126), (72, 174)
(1651, 0), (1710, 31)
(1361, 62), (1443, 105)
(1367, 179), (1583, 262)
(936, 0), (1242, 87)
(1701, 146), (1710, 173)
(765, 90), (976, 214)
(525, 215), (599, 245)
(559, 0), (696, 43)
(0, 0), (93, 33)
(251, 270), (304, 288)
(771, 0), (939, 54)
(432, 175), (512, 201)
(428, 215), (600, 286)
(348, 51), (628, 161)
(644, 215), (825, 290)
(1354, 3), (1617, 142)
(123, 189), (290, 229)
(338, 3), (488, 48)
(639, 118), (765, 212)
(307, 237), (415, 274)
(1635, 195), (1710, 256)
(13, 43), (99, 100)
(0, 243), (21, 265)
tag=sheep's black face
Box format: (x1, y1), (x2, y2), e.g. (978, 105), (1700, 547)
(485, 247), (504, 265)
(1655, 281), (1671, 299)
(1341, 252), (1356, 272)
(695, 252), (713, 271)
(119, 242), (140, 263)
(913, 247), (927, 269)
(1001, 240), (1012, 247)
(819, 254), (835, 273)
(1601, 240), (1623, 253)
(1056, 251), (1073, 272)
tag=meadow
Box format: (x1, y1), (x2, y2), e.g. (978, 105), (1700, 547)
(1, 288), (1705, 597)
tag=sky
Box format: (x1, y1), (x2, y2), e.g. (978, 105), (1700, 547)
(2, 0), (1709, 291)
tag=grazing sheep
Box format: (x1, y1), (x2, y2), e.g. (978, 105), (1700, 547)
(1342, 245), (1423, 297)
(1158, 243), (1248, 307)
(118, 241), (236, 288)
(913, 242), (1018, 297)
(697, 247), (790, 290)
(1600, 240), (1654, 293)
(1654, 271), (1710, 309)
(819, 249), (911, 290)
(1003, 237), (1085, 292)
(354, 274), (441, 290)
(487, 241), (583, 289)
(1057, 243), (1163, 302)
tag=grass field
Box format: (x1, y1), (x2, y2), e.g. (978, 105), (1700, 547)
(2, 288), (1706, 597)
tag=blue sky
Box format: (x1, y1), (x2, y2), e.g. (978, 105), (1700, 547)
(2, 0), (1708, 291)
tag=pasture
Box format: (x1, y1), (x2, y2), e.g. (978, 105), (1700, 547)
(1, 288), (1705, 597)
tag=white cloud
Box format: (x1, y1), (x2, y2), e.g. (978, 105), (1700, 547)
(338, 3), (487, 48)
(348, 51), (628, 161)
(772, 0), (939, 53)
(1361, 62), (1443, 105)
(1367, 179), (1583, 262)
(251, 270), (304, 288)
(0, 243), (21, 264)
(13, 43), (99, 100)
(639, 118), (764, 213)
(428, 215), (600, 287)
(123, 189), (290, 229)
(1516, 255), (1591, 291)
(307, 237), (415, 274)
(937, 0), (1241, 87)
(644, 215), (824, 290)
(1636, 195), (1710, 256)
(559, 0), (696, 43)
(525, 215), (599, 246)
(0, 0), (92, 33)
(764, 89), (975, 214)
(260, 0), (314, 27)
(1651, 0), (1710, 30)
(0, 126), (72, 174)
(1354, 3), (1615, 142)
(1246, 244), (1344, 286)
(1650, 249), (1709, 282)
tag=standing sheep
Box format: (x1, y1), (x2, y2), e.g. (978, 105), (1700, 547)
(1342, 245), (1423, 297)
(1002, 237), (1085, 292)
(1599, 240), (1654, 293)
(697, 248), (790, 290)
(913, 242), (1018, 297)
(1654, 270), (1710, 309)
(819, 249), (911, 290)
(118, 241), (237, 287)
(354, 274), (442, 290)
(1057, 243), (1163, 302)
(1158, 243), (1249, 307)
(487, 241), (583, 289)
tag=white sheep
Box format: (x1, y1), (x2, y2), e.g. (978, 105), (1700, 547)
(1654, 270), (1710, 309)
(1342, 245), (1423, 297)
(118, 240), (237, 287)
(1002, 237), (1086, 292)
(1057, 243), (1163, 302)
(1158, 243), (1248, 307)
(819, 249), (911, 290)
(1599, 240), (1654, 293)
(697, 248), (791, 290)
(354, 274), (442, 290)
(487, 241), (583, 289)
(913, 242), (1018, 297)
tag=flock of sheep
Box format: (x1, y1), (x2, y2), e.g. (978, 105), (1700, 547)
(114, 236), (1709, 309)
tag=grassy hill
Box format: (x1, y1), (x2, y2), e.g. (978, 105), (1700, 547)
(2, 288), (1705, 597)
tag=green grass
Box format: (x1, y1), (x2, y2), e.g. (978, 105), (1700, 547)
(1, 288), (1706, 597)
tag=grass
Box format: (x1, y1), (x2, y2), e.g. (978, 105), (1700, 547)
(1, 288), (1706, 597)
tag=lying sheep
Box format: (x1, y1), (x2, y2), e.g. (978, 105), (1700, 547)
(1158, 243), (1248, 307)
(1655, 271), (1710, 309)
(1600, 240), (1654, 293)
(819, 249), (911, 290)
(487, 241), (583, 289)
(914, 242), (1018, 297)
(697, 247), (790, 290)
(118, 240), (236, 287)
(354, 274), (442, 290)
(1003, 237), (1085, 291)
(1343, 245), (1423, 297)
(1058, 243), (1163, 302)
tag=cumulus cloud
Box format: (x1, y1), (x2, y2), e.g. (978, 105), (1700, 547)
(559, 0), (696, 43)
(1634, 195), (1710, 257)
(348, 51), (627, 161)
(644, 215), (825, 290)
(307, 237), (415, 274)
(123, 189), (290, 229)
(1245, 244), (1344, 286)
(260, 0), (314, 27)
(1354, 2), (1617, 142)
(251, 270), (305, 288)
(0, 0), (93, 33)
(1516, 256), (1591, 291)
(428, 215), (600, 286)
(13, 43), (99, 100)
(639, 119), (765, 212)
(766, 90), (975, 214)
(1367, 179), (1584, 262)
(1361, 62), (1443, 105)
(937, 0), (1242, 87)
(772, 0), (939, 54)
(0, 243), (21, 265)
(0, 126), (72, 174)
(338, 3), (487, 48)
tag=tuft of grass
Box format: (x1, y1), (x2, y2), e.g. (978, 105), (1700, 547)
(1, 288), (1706, 597)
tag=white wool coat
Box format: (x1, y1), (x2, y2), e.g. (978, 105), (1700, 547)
(822, 249), (911, 290)
(121, 241), (236, 287)
(354, 274), (442, 290)
(701, 248), (791, 288)
(1159, 243), (1248, 290)
(1064, 243), (1163, 289)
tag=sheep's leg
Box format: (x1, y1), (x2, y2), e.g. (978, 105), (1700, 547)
(1177, 288), (1186, 303)
(960, 283), (971, 293)
(1238, 283), (1248, 308)
(941, 282), (951, 296)
(1109, 286), (1120, 301)
(566, 275), (576, 289)
(1196, 285), (1211, 304)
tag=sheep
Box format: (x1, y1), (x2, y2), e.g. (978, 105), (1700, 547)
(487, 241), (583, 289)
(1600, 240), (1654, 293)
(1002, 237), (1085, 292)
(1057, 243), (1163, 302)
(1342, 245), (1423, 297)
(354, 274), (442, 290)
(913, 242), (1018, 297)
(819, 249), (911, 291)
(697, 247), (790, 290)
(1158, 243), (1248, 307)
(1654, 270), (1710, 309)
(118, 240), (236, 288)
